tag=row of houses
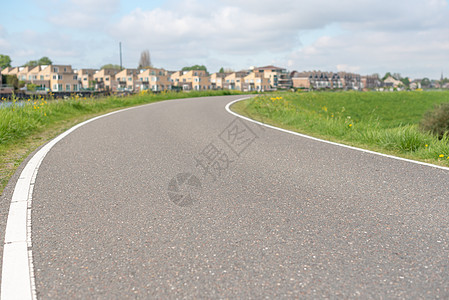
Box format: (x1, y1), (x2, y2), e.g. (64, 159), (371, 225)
(0, 65), (295, 93)
(291, 71), (386, 90)
(3, 64), (441, 94)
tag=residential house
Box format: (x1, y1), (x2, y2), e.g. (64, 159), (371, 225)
(339, 72), (363, 90)
(115, 69), (139, 92)
(26, 66), (42, 82)
(1, 67), (17, 76)
(170, 71), (183, 89)
(291, 71), (311, 89)
(210, 72), (229, 90)
(38, 65), (80, 92)
(182, 70), (210, 91)
(410, 80), (421, 90)
(17, 66), (32, 81)
(138, 67), (172, 91)
(383, 75), (403, 88)
(243, 72), (270, 92)
(1, 67), (19, 77)
(93, 68), (119, 91)
(25, 66), (50, 91)
(252, 65), (291, 90)
(77, 69), (97, 90)
(224, 71), (248, 91)
(310, 72), (331, 89)
(361, 74), (381, 90)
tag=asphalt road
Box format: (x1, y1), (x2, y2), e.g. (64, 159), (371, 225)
(5, 95), (449, 298)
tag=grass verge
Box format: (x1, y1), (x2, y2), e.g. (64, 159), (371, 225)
(232, 91), (449, 167)
(0, 90), (244, 194)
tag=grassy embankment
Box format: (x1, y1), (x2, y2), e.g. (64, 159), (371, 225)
(0, 90), (244, 194)
(234, 91), (449, 167)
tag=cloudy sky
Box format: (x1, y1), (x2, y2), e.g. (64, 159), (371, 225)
(1, 0), (448, 79)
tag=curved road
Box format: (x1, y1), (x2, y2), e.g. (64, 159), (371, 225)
(2, 95), (449, 298)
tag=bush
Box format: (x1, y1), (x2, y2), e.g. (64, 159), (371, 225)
(420, 102), (449, 139)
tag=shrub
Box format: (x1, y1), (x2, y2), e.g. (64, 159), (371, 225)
(420, 102), (449, 139)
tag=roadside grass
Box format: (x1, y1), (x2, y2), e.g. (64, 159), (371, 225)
(233, 91), (449, 167)
(0, 90), (244, 194)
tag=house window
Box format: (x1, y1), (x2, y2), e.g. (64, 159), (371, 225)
(105, 77), (109, 81)
(83, 77), (87, 81)
(58, 84), (62, 91)
(53, 84), (58, 90)
(73, 75), (77, 80)
(40, 75), (44, 80)
(64, 67), (67, 72)
(53, 75), (57, 80)
(73, 84), (79, 91)
(66, 84), (70, 91)
(53, 67), (58, 72)
(128, 77), (132, 81)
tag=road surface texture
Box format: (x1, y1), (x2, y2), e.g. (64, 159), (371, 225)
(5, 95), (449, 298)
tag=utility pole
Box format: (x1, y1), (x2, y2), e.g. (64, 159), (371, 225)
(119, 42), (123, 70)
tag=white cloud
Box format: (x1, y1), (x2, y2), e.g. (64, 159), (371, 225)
(46, 0), (120, 29)
(106, 0), (449, 75)
(2, 0), (449, 77)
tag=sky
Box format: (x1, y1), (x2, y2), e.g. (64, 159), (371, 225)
(1, 0), (449, 79)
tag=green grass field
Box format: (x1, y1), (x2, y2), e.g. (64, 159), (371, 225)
(233, 91), (449, 166)
(0, 90), (244, 194)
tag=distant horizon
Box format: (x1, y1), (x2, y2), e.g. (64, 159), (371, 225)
(1, 0), (448, 81)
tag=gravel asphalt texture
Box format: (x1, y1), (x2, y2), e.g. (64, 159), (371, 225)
(6, 95), (449, 298)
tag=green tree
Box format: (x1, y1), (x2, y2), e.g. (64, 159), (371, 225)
(421, 78), (431, 88)
(400, 77), (410, 87)
(182, 65), (208, 72)
(3, 75), (25, 91)
(23, 60), (38, 67)
(38, 56), (52, 65)
(100, 64), (122, 70)
(382, 72), (392, 81)
(23, 56), (53, 67)
(0, 54), (12, 69)
(219, 67), (224, 73)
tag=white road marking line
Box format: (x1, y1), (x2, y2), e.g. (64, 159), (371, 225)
(225, 98), (449, 172)
(1, 102), (161, 300)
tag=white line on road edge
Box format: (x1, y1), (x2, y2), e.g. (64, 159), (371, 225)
(225, 98), (449, 172)
(0, 103), (158, 300)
